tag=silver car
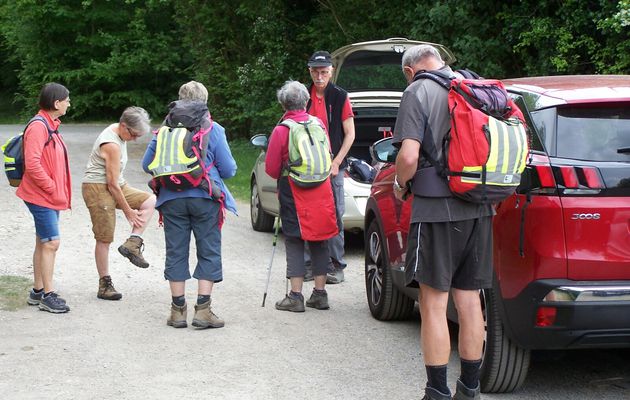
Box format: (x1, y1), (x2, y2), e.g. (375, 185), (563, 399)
(250, 38), (456, 232)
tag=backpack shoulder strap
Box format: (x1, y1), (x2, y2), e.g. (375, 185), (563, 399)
(279, 118), (297, 129)
(456, 68), (482, 79)
(412, 70), (453, 90)
(25, 115), (57, 146)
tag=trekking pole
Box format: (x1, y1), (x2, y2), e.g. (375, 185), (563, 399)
(262, 216), (281, 307)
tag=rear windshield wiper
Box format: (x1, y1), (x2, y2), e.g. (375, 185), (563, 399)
(617, 147), (630, 154)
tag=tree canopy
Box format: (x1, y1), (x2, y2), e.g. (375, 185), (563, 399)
(0, 0), (628, 137)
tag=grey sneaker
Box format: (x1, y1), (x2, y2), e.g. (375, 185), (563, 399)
(275, 295), (305, 312)
(305, 290), (329, 310)
(192, 300), (224, 329)
(453, 379), (480, 400)
(167, 302), (187, 328)
(326, 268), (344, 284)
(118, 236), (149, 268)
(38, 292), (70, 314)
(97, 275), (122, 300)
(27, 289), (42, 306)
(422, 387), (452, 400)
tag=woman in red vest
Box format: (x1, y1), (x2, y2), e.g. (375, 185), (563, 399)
(265, 80), (338, 312)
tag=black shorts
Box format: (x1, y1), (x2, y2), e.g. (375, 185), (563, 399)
(404, 217), (493, 291)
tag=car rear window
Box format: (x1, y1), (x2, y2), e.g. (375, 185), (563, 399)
(335, 50), (408, 91)
(556, 105), (630, 162)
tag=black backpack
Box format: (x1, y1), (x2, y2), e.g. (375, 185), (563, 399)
(2, 116), (56, 187)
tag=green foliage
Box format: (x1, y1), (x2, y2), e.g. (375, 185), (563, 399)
(224, 137), (261, 201)
(0, 0), (188, 121)
(0, 0), (628, 136)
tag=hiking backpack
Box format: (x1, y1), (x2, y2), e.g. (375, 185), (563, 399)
(412, 70), (529, 204)
(2, 116), (56, 187)
(281, 116), (332, 188)
(147, 100), (214, 194)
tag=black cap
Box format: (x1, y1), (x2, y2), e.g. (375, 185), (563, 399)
(307, 51), (333, 67)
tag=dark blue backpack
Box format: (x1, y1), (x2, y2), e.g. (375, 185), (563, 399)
(2, 116), (56, 187)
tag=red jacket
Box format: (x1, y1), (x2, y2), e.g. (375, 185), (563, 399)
(16, 111), (72, 210)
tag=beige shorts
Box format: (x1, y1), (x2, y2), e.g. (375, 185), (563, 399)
(82, 183), (151, 243)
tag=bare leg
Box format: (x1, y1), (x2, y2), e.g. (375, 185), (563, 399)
(169, 280), (185, 298)
(132, 195), (156, 236)
(452, 288), (485, 360)
(289, 276), (304, 293)
(198, 279), (214, 296)
(419, 284), (451, 365)
(95, 241), (111, 278)
(39, 239), (60, 293)
(313, 275), (326, 291)
(32, 236), (43, 289)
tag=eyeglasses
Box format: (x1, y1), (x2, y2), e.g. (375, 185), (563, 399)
(125, 124), (141, 138)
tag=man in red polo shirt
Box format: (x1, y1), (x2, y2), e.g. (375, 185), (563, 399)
(305, 50), (356, 284)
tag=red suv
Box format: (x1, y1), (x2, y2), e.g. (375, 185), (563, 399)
(364, 75), (630, 393)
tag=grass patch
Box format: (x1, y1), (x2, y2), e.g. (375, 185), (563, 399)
(226, 137), (261, 202)
(0, 275), (31, 311)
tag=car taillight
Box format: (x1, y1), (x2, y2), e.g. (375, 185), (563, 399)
(532, 164), (604, 194)
(535, 306), (557, 327)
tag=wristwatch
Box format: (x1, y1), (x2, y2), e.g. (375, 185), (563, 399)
(393, 175), (407, 193)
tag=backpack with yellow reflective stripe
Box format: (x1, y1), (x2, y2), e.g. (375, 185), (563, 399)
(147, 100), (213, 194)
(413, 70), (529, 204)
(281, 116), (332, 188)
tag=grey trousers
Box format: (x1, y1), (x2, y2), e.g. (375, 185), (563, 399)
(286, 236), (329, 278)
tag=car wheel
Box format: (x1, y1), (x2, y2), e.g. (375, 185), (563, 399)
(365, 219), (414, 321)
(480, 287), (530, 393)
(250, 178), (274, 232)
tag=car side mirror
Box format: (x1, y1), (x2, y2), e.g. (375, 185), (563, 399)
(370, 137), (398, 163)
(250, 134), (268, 150)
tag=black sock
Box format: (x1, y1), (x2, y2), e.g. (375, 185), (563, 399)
(172, 295), (186, 306)
(426, 364), (449, 395)
(197, 295), (210, 305)
(313, 288), (326, 294)
(289, 291), (303, 300)
(33, 288), (44, 293)
(459, 358), (482, 389)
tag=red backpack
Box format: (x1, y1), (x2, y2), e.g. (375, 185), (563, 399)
(412, 70), (529, 204)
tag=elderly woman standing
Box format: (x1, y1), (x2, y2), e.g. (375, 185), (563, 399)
(142, 81), (237, 329)
(82, 106), (156, 301)
(18, 82), (72, 313)
(265, 80), (338, 312)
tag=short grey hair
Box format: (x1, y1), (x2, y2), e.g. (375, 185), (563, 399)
(402, 44), (444, 70)
(120, 106), (151, 136)
(277, 80), (310, 111)
(179, 81), (208, 103)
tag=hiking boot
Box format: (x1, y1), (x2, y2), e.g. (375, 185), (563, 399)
(27, 289), (42, 306)
(97, 275), (122, 300)
(192, 300), (224, 329)
(118, 236), (149, 268)
(167, 302), (187, 328)
(453, 380), (481, 400)
(275, 294), (305, 312)
(38, 292), (70, 314)
(326, 268), (344, 284)
(305, 290), (329, 310)
(422, 387), (452, 400)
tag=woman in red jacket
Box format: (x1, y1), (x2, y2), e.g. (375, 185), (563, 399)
(17, 82), (72, 314)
